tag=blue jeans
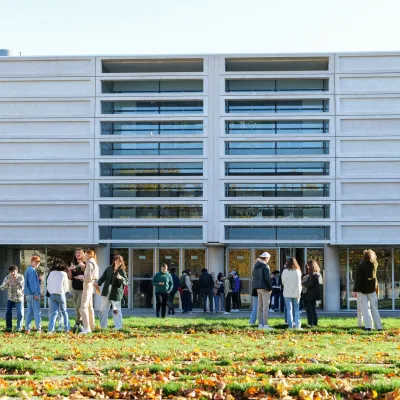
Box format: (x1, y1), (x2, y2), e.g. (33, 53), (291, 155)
(48, 294), (70, 332)
(285, 297), (301, 328)
(25, 295), (42, 331)
(214, 295), (220, 312)
(6, 300), (24, 331)
(249, 296), (264, 325)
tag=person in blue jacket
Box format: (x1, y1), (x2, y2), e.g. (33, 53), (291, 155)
(24, 255), (42, 332)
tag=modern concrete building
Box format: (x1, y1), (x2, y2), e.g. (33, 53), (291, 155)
(0, 52), (399, 311)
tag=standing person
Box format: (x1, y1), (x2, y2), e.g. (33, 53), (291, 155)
(0, 265), (24, 332)
(252, 252), (273, 330)
(96, 254), (128, 330)
(304, 260), (321, 327)
(152, 263), (173, 318)
(199, 268), (214, 313)
(180, 269), (193, 314)
(249, 288), (264, 326)
(47, 259), (70, 333)
(230, 271), (240, 312)
(270, 271), (281, 312)
(352, 249), (383, 331)
(24, 255), (42, 333)
(281, 257), (302, 329)
(217, 273), (225, 311)
(79, 249), (99, 334)
(223, 274), (234, 314)
(168, 267), (180, 315)
(211, 272), (220, 312)
(67, 248), (85, 332)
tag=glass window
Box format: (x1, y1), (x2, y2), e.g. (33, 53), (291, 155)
(99, 205), (202, 219)
(225, 183), (329, 198)
(375, 249), (393, 310)
(225, 141), (329, 155)
(226, 79), (328, 92)
(225, 120), (329, 135)
(99, 226), (202, 240)
(102, 79), (203, 94)
(339, 249), (348, 310)
(100, 162), (203, 177)
(225, 100), (329, 113)
(225, 162), (329, 176)
(159, 249), (180, 271)
(101, 100), (203, 114)
(133, 249), (153, 278)
(394, 249), (400, 310)
(100, 183), (203, 198)
(228, 249), (251, 278)
(254, 249), (278, 272)
(100, 142), (203, 156)
(132, 249), (154, 308)
(101, 121), (203, 136)
(225, 226), (330, 240)
(225, 205), (329, 219)
(184, 249), (206, 277)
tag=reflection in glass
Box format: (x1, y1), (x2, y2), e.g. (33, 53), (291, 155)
(254, 249), (278, 272)
(225, 226), (330, 240)
(225, 183), (329, 198)
(101, 142), (203, 156)
(225, 141), (329, 155)
(102, 80), (203, 94)
(394, 250), (400, 310)
(101, 100), (203, 114)
(184, 249), (206, 277)
(226, 79), (328, 92)
(225, 205), (329, 219)
(225, 162), (329, 176)
(99, 205), (203, 219)
(226, 100), (329, 113)
(99, 226), (203, 240)
(228, 249), (251, 278)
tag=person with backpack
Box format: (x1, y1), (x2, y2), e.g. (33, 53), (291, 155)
(199, 268), (214, 313)
(168, 267), (180, 315)
(180, 269), (193, 314)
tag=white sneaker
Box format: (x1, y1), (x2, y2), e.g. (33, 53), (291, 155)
(223, 311), (230, 315)
(296, 327), (304, 330)
(232, 309), (239, 312)
(258, 324), (264, 329)
(79, 328), (91, 335)
(263, 325), (274, 330)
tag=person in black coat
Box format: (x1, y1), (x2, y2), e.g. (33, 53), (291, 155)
(199, 268), (214, 312)
(304, 260), (321, 327)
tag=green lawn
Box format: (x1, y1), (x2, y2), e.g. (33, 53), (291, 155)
(0, 317), (399, 399)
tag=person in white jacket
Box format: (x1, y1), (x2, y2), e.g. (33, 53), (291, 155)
(47, 259), (70, 333)
(281, 257), (302, 329)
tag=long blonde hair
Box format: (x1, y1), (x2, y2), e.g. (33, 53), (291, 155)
(363, 249), (378, 279)
(85, 249), (96, 261)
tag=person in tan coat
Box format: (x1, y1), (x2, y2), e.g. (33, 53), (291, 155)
(78, 249), (99, 334)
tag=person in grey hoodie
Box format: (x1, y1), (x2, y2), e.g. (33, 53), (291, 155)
(252, 252), (273, 330)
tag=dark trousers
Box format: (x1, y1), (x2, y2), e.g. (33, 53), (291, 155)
(168, 290), (177, 314)
(6, 300), (23, 331)
(305, 300), (318, 326)
(182, 290), (192, 313)
(270, 289), (281, 310)
(202, 291), (213, 312)
(232, 292), (240, 310)
(280, 293), (285, 312)
(225, 293), (232, 312)
(155, 292), (168, 318)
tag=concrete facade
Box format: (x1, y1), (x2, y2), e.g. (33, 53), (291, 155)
(0, 52), (399, 311)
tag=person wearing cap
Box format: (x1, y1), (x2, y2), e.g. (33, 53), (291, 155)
(251, 252), (274, 330)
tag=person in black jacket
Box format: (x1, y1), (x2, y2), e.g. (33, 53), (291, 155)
(168, 267), (180, 315)
(199, 268), (214, 313)
(304, 260), (321, 327)
(352, 249), (382, 331)
(252, 252), (274, 330)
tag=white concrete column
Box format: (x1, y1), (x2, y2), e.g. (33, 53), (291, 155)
(207, 245), (225, 275)
(324, 245), (340, 312)
(94, 245), (110, 311)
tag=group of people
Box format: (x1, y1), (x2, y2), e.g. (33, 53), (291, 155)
(0, 248), (128, 334)
(151, 265), (242, 317)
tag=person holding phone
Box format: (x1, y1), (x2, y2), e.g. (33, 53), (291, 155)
(67, 248), (85, 332)
(95, 254), (128, 330)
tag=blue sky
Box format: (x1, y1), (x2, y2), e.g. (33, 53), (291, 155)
(1, 0), (400, 56)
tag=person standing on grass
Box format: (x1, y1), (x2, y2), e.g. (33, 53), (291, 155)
(211, 272), (220, 313)
(281, 257), (302, 329)
(180, 269), (193, 314)
(304, 260), (321, 327)
(96, 254), (128, 330)
(199, 268), (214, 313)
(167, 267), (180, 315)
(78, 249), (99, 334)
(352, 249), (383, 331)
(47, 259), (70, 333)
(152, 263), (173, 318)
(67, 248), (86, 332)
(217, 272), (225, 311)
(252, 252), (274, 330)
(0, 265), (24, 332)
(24, 255), (42, 333)
(223, 273), (234, 314)
(249, 288), (264, 327)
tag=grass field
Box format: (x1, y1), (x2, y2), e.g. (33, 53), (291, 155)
(0, 317), (399, 399)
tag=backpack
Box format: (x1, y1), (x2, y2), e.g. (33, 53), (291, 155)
(179, 274), (187, 290)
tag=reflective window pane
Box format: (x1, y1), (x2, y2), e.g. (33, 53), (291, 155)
(99, 226), (202, 240)
(225, 205), (329, 219)
(225, 141), (329, 155)
(225, 162), (329, 176)
(101, 101), (203, 114)
(99, 205), (202, 219)
(254, 249), (278, 271)
(101, 142), (203, 156)
(226, 79), (328, 92)
(226, 100), (329, 113)
(228, 249), (251, 278)
(225, 226), (330, 240)
(395, 249), (400, 310)
(184, 249), (206, 277)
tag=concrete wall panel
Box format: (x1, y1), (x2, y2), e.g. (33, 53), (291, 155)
(339, 160), (400, 177)
(340, 182), (400, 200)
(337, 55), (400, 72)
(339, 97), (400, 114)
(338, 117), (400, 135)
(338, 138), (400, 157)
(340, 203), (400, 220)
